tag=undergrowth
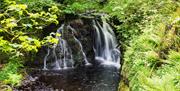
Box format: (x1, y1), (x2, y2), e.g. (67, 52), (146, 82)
(121, 7), (180, 91)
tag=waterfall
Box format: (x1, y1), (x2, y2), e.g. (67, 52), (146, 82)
(43, 24), (91, 70)
(93, 17), (120, 68)
(43, 16), (120, 70)
(43, 24), (75, 70)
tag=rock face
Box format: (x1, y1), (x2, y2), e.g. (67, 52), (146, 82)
(68, 18), (95, 66)
(30, 16), (95, 68)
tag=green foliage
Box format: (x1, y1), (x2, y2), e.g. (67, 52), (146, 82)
(0, 0), (60, 87)
(121, 8), (180, 91)
(0, 0), (60, 53)
(0, 0), (60, 52)
(101, 1), (180, 90)
(4, 73), (22, 87)
(102, 0), (179, 45)
(19, 0), (56, 12)
(0, 56), (23, 87)
(62, 0), (100, 14)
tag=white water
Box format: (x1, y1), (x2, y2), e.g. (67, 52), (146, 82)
(43, 25), (74, 70)
(43, 24), (91, 70)
(93, 17), (120, 68)
(43, 16), (120, 70)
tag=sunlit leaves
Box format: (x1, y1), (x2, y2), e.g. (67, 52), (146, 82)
(18, 36), (42, 52)
(8, 4), (27, 11)
(34, 40), (41, 47)
(1, 17), (17, 29)
(0, 37), (15, 53)
(28, 8), (59, 24)
(29, 13), (39, 18)
(48, 6), (59, 14)
(56, 33), (61, 37)
(18, 36), (28, 41)
(43, 36), (59, 45)
(0, 14), (4, 18)
(0, 29), (3, 32)
(3, 0), (16, 5)
(0, 0), (61, 88)
(0, 0), (60, 54)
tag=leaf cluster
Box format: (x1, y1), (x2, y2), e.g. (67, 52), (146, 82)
(0, 0), (60, 87)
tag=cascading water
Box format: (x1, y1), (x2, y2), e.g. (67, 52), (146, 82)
(43, 24), (91, 70)
(43, 16), (120, 70)
(93, 17), (120, 68)
(43, 24), (74, 70)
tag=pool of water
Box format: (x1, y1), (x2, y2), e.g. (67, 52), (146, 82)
(28, 65), (120, 91)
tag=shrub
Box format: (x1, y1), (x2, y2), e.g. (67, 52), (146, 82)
(0, 0), (60, 87)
